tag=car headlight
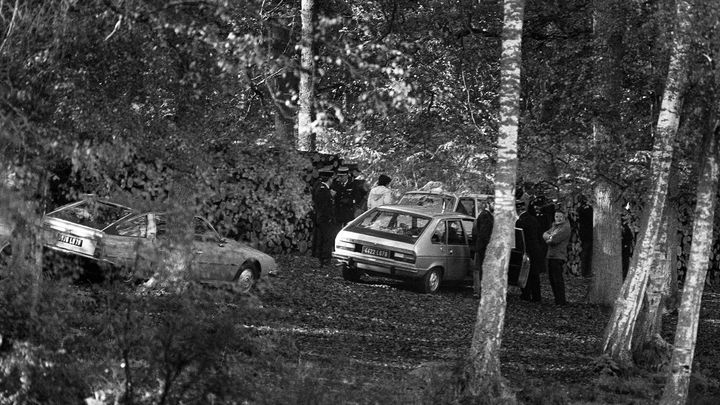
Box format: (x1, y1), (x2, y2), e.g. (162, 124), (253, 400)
(336, 240), (355, 250)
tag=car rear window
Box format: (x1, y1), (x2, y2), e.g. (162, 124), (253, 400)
(347, 209), (431, 243)
(397, 193), (456, 212)
(50, 200), (134, 229)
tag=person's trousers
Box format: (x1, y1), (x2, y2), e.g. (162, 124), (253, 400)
(521, 271), (541, 301)
(547, 258), (567, 304)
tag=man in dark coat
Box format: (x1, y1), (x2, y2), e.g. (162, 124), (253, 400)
(576, 195), (593, 278)
(333, 166), (356, 227)
(515, 200), (546, 302)
(313, 169), (336, 267)
(470, 200), (494, 298)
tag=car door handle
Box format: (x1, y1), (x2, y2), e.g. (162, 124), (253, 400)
(448, 248), (454, 255)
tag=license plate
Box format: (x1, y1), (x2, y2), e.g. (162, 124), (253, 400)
(362, 246), (389, 258)
(57, 232), (83, 247)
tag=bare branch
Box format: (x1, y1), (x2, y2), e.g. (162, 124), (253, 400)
(0, 0), (19, 54)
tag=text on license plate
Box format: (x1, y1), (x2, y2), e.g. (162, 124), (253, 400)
(362, 246), (389, 258)
(57, 232), (83, 247)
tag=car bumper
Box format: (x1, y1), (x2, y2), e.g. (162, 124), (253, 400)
(332, 251), (422, 278)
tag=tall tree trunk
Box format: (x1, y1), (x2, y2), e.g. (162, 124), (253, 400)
(265, 19), (298, 142)
(661, 125), (720, 405)
(297, 0), (316, 151)
(602, 0), (691, 366)
(587, 173), (623, 305)
(465, 0), (524, 399)
(587, 0), (625, 305)
(632, 165), (680, 359)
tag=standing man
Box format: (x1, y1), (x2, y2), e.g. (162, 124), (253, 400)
(515, 200), (546, 302)
(333, 166), (356, 227)
(470, 199), (494, 298)
(347, 164), (370, 217)
(576, 195), (593, 278)
(313, 168), (336, 267)
(543, 209), (572, 305)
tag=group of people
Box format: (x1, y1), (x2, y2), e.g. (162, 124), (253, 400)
(311, 165), (394, 267)
(471, 196), (574, 305)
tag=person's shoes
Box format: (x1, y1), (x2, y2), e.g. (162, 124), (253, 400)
(520, 294), (531, 301)
(555, 301), (568, 306)
(473, 293), (480, 299)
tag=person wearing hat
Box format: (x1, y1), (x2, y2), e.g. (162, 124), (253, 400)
(367, 174), (394, 209)
(312, 168), (336, 267)
(515, 199), (546, 302)
(333, 166), (357, 227)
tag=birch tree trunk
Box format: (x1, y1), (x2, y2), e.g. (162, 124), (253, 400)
(602, 0), (691, 366)
(632, 167), (680, 360)
(297, 0), (316, 151)
(587, 0), (624, 306)
(465, 0), (523, 399)
(661, 126), (720, 405)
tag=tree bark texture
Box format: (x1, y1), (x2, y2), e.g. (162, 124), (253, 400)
(602, 0), (691, 366)
(633, 166), (680, 355)
(297, 0), (316, 151)
(588, 0), (625, 306)
(466, 0), (524, 399)
(587, 166), (623, 306)
(265, 19), (298, 142)
(661, 126), (719, 405)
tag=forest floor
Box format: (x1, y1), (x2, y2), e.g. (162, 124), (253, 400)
(250, 254), (720, 404)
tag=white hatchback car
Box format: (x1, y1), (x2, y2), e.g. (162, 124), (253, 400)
(333, 205), (524, 293)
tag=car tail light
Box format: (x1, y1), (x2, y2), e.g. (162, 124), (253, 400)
(392, 251), (416, 263)
(336, 240), (355, 251)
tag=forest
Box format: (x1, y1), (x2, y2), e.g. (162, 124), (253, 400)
(1, 0), (720, 404)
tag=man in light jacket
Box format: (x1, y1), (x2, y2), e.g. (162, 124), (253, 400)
(543, 209), (571, 305)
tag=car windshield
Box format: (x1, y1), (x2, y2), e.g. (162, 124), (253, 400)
(50, 200), (134, 230)
(397, 193), (456, 212)
(347, 209), (431, 244)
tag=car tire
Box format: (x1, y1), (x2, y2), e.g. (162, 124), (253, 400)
(236, 265), (257, 293)
(419, 267), (442, 294)
(341, 264), (362, 282)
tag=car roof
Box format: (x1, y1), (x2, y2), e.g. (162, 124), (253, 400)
(375, 205), (474, 219)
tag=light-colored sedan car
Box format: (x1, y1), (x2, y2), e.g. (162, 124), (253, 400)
(40, 196), (276, 291)
(99, 212), (277, 291)
(333, 205), (524, 293)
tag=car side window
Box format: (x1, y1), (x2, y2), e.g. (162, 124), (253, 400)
(447, 220), (465, 245)
(457, 198), (476, 217)
(113, 215), (148, 237)
(431, 221), (446, 244)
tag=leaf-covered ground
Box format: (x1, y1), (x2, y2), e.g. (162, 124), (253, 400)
(250, 254), (720, 404)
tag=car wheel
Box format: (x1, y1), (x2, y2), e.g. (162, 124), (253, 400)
(236, 265), (256, 293)
(341, 264), (362, 282)
(419, 267), (442, 294)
